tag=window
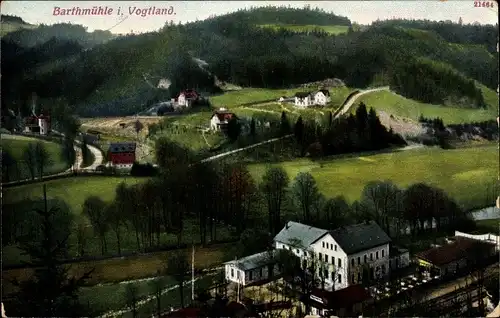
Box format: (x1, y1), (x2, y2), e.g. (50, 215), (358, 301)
(331, 271), (335, 280)
(231, 268), (234, 277)
(325, 255), (329, 263)
(335, 245), (337, 251)
(338, 274), (342, 283)
(330, 244), (333, 250)
(331, 257), (335, 265)
(322, 242), (325, 248)
(357, 257), (360, 265)
(351, 259), (354, 266)
(324, 269), (328, 278)
(249, 271), (253, 281)
(260, 268), (263, 277)
(364, 255), (367, 263)
(319, 253), (323, 261)
(326, 243), (329, 249)
(296, 249), (299, 255)
(376, 251), (379, 259)
(370, 253), (373, 261)
(382, 249), (385, 257)
(338, 259), (342, 268)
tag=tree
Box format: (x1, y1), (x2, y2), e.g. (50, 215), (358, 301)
(294, 116), (304, 144)
(250, 117), (256, 138)
(1, 150), (15, 182)
(23, 142), (37, 180)
(11, 185), (93, 317)
(226, 117), (241, 142)
(260, 166), (290, 235)
(134, 119), (144, 140)
(164, 250), (190, 308)
(322, 196), (351, 228)
(291, 172), (321, 223)
(124, 283), (139, 318)
(105, 202), (124, 255)
(34, 141), (52, 178)
(280, 111), (291, 136)
(360, 181), (401, 237)
(61, 137), (76, 170)
(75, 216), (91, 257)
(149, 276), (167, 317)
(81, 139), (91, 167)
(82, 196), (108, 255)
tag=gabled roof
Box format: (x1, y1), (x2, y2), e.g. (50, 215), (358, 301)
(108, 142), (136, 153)
(330, 221), (391, 255)
(316, 89), (330, 96)
(179, 89), (199, 99)
(274, 221), (328, 248)
(212, 111), (236, 122)
(224, 250), (278, 271)
(416, 236), (496, 266)
(295, 92), (312, 98)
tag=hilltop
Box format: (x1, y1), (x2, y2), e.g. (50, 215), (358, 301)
(0, 7), (497, 118)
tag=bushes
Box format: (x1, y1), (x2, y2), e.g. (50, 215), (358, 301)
(130, 162), (159, 176)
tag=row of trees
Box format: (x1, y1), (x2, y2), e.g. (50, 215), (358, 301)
(291, 103), (407, 157)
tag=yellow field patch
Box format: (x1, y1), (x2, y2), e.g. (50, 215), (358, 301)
(358, 157), (376, 162)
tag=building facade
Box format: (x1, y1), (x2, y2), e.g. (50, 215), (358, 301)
(107, 142), (136, 168)
(224, 250), (280, 286)
(210, 109), (237, 131)
(274, 221), (391, 291)
(313, 90), (331, 105)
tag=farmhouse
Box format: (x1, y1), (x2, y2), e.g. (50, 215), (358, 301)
(415, 236), (497, 278)
(224, 250), (281, 286)
(274, 221), (392, 291)
(107, 142), (136, 168)
(306, 285), (373, 317)
(294, 92), (313, 107)
(177, 89), (200, 107)
(313, 89), (331, 105)
(24, 114), (51, 135)
(210, 108), (237, 131)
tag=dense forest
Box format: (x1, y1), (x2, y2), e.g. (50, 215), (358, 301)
(0, 6), (497, 117)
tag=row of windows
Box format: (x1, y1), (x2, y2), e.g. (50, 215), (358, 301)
(350, 264), (386, 284)
(318, 252), (342, 268)
(321, 241), (338, 251)
(350, 249), (385, 267)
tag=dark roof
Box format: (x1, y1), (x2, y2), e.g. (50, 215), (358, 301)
(274, 221), (328, 247)
(212, 111), (236, 122)
(317, 89), (330, 96)
(330, 221), (391, 255)
(295, 92), (312, 98)
(161, 307), (201, 317)
(310, 285), (372, 309)
(179, 89), (199, 99)
(416, 236), (496, 267)
(224, 250), (278, 271)
(108, 142), (136, 153)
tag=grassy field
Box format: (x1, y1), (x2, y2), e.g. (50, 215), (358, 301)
(210, 86), (353, 109)
(3, 243), (230, 295)
(246, 144), (498, 210)
(1, 135), (70, 180)
(475, 218), (499, 234)
(356, 85), (498, 125)
(257, 24), (349, 35)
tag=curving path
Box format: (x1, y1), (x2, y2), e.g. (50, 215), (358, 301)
(335, 86), (390, 117)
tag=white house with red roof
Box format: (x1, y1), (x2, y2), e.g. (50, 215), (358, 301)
(24, 114), (51, 135)
(210, 108), (237, 131)
(177, 89), (200, 108)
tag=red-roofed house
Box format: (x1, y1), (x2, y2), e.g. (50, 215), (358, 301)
(210, 108), (237, 131)
(305, 285), (373, 316)
(178, 89), (200, 107)
(24, 114), (51, 135)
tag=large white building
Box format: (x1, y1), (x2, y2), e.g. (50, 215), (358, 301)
(294, 89), (331, 107)
(273, 221), (392, 291)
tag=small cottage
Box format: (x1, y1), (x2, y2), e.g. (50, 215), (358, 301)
(294, 92), (313, 107)
(177, 89), (200, 107)
(224, 250), (281, 286)
(107, 142), (136, 168)
(313, 89), (331, 105)
(210, 109), (237, 131)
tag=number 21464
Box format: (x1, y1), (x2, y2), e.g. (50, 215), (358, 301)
(474, 1), (495, 7)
